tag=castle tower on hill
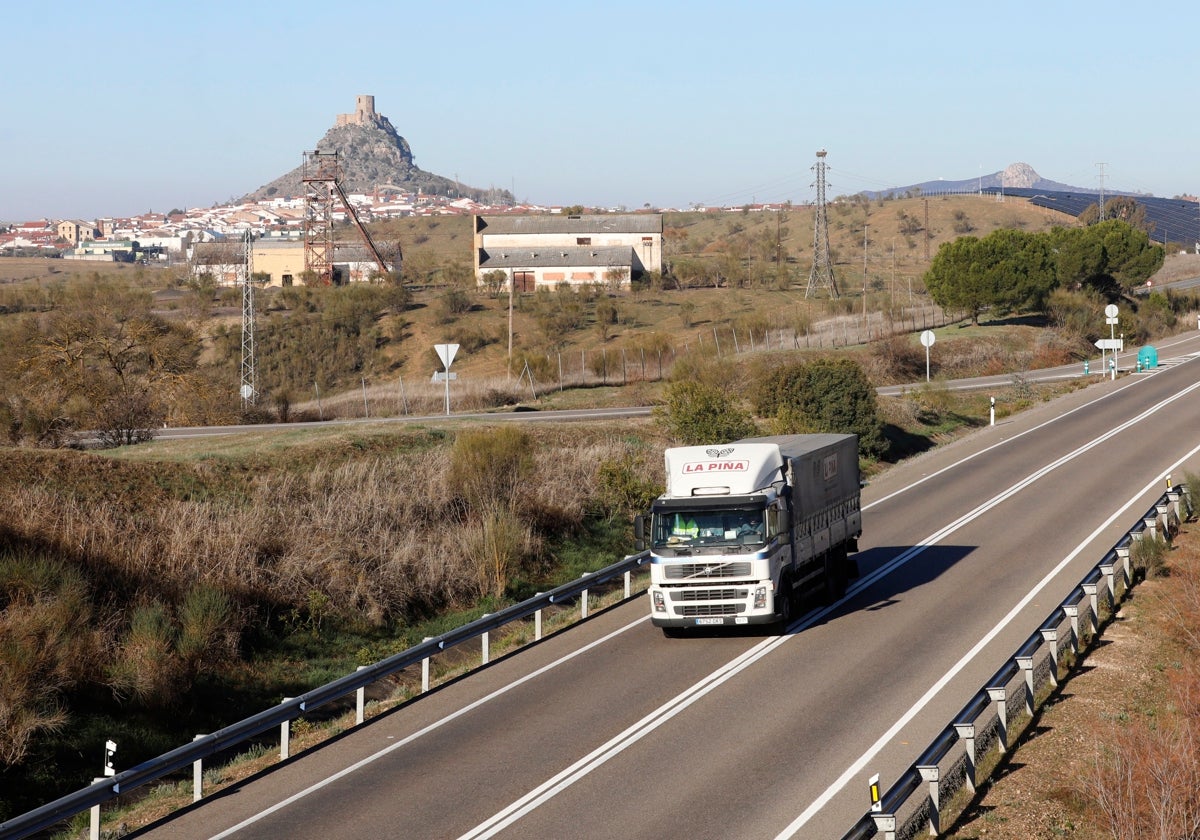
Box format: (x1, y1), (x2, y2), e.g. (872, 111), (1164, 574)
(336, 95), (379, 128)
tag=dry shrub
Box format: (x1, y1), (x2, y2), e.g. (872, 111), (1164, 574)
(462, 508), (538, 601)
(108, 602), (181, 708)
(867, 335), (926, 384)
(1085, 540), (1200, 838)
(0, 554), (95, 766)
(448, 427), (533, 513)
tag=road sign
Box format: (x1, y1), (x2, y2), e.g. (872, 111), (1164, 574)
(1104, 304), (1119, 318)
(434, 343), (459, 369)
(1094, 338), (1124, 351)
(919, 330), (936, 347)
(431, 372), (458, 382)
(433, 343), (460, 415)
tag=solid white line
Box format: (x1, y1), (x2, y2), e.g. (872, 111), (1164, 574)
(773, 437), (1200, 839)
(210, 615), (650, 839)
(216, 360), (1200, 838)
(865, 369), (1159, 511)
(455, 379), (1200, 839)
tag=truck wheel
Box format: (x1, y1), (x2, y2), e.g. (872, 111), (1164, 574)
(775, 576), (794, 633)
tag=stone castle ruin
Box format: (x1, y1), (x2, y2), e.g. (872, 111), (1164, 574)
(336, 95), (384, 129)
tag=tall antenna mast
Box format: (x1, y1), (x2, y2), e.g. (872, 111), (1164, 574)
(806, 149), (840, 298)
(1096, 162), (1107, 221)
(240, 230), (257, 407)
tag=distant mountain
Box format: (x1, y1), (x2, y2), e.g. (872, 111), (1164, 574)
(243, 95), (511, 204)
(865, 162), (1144, 199)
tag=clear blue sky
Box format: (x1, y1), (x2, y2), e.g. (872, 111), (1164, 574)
(4, 0), (1197, 221)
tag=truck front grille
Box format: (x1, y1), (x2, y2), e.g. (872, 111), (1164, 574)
(673, 588), (748, 602)
(665, 562), (752, 580)
(679, 603), (745, 617)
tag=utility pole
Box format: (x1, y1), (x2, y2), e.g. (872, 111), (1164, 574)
(862, 224), (869, 317)
(806, 150), (839, 298)
(240, 230), (257, 407)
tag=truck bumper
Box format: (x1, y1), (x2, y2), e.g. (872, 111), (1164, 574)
(648, 584), (781, 628)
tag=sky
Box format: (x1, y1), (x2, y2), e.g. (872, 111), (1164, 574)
(4, 0), (1198, 222)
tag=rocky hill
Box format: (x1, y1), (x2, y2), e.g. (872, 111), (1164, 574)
(243, 95), (511, 204)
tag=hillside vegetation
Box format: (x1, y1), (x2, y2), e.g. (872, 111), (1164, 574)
(1, 194), (1199, 823)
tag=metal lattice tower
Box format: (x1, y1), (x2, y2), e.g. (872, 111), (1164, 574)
(806, 149), (840, 298)
(240, 231), (257, 406)
(302, 149), (395, 284)
(303, 151), (340, 284)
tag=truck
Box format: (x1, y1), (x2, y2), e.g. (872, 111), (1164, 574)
(639, 434), (861, 634)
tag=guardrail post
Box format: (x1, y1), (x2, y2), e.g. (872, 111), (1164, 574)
(1016, 656), (1035, 718)
(1064, 604), (1080, 656)
(953, 724), (977, 791)
(624, 569), (631, 599)
(1143, 515), (1158, 542)
(90, 778), (103, 840)
(356, 666), (367, 725)
(1115, 545), (1131, 590)
(281, 698), (293, 760)
(1167, 488), (1183, 524)
(422, 638), (432, 693)
(987, 687), (1008, 753)
(192, 735), (205, 802)
(1039, 627), (1059, 688)
(1157, 501), (1175, 536)
(870, 813), (897, 840)
(1082, 583), (1099, 638)
(535, 600), (543, 641)
(917, 766), (940, 836)
(580, 574), (592, 619)
(1099, 561), (1116, 609)
(482, 628), (490, 665)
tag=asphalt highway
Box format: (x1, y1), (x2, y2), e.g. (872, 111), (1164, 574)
(134, 335), (1200, 840)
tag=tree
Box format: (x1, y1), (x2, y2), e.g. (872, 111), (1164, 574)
(655, 380), (757, 445)
(753, 358), (885, 457)
(924, 229), (1059, 323)
(1051, 220), (1164, 295)
(923, 236), (993, 324)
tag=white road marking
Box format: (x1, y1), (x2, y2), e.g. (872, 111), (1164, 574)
(456, 379), (1200, 839)
(774, 438), (1200, 838)
(210, 615), (650, 838)
(215, 361), (1200, 838)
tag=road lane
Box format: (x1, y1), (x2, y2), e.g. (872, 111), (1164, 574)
(136, 358), (1200, 840)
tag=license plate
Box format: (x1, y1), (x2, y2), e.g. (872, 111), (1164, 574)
(694, 617), (725, 625)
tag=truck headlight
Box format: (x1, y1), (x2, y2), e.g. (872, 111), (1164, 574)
(753, 586), (767, 609)
(652, 590), (666, 613)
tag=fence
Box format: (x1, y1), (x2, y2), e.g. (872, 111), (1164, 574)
(841, 484), (1188, 840)
(313, 301), (954, 420)
(0, 553), (654, 840)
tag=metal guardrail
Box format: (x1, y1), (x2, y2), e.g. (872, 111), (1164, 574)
(841, 486), (1188, 840)
(0, 552), (653, 839)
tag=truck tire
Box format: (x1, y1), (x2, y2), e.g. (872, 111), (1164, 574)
(774, 575), (794, 633)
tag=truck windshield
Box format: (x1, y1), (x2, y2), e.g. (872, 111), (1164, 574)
(652, 509), (765, 549)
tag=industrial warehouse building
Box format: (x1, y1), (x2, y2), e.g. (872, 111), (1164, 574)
(189, 240), (386, 287)
(473, 214), (662, 291)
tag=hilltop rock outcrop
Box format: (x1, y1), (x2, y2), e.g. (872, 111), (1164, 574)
(244, 95), (510, 204)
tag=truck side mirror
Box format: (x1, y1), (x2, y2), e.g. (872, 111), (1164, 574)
(634, 514), (647, 552)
